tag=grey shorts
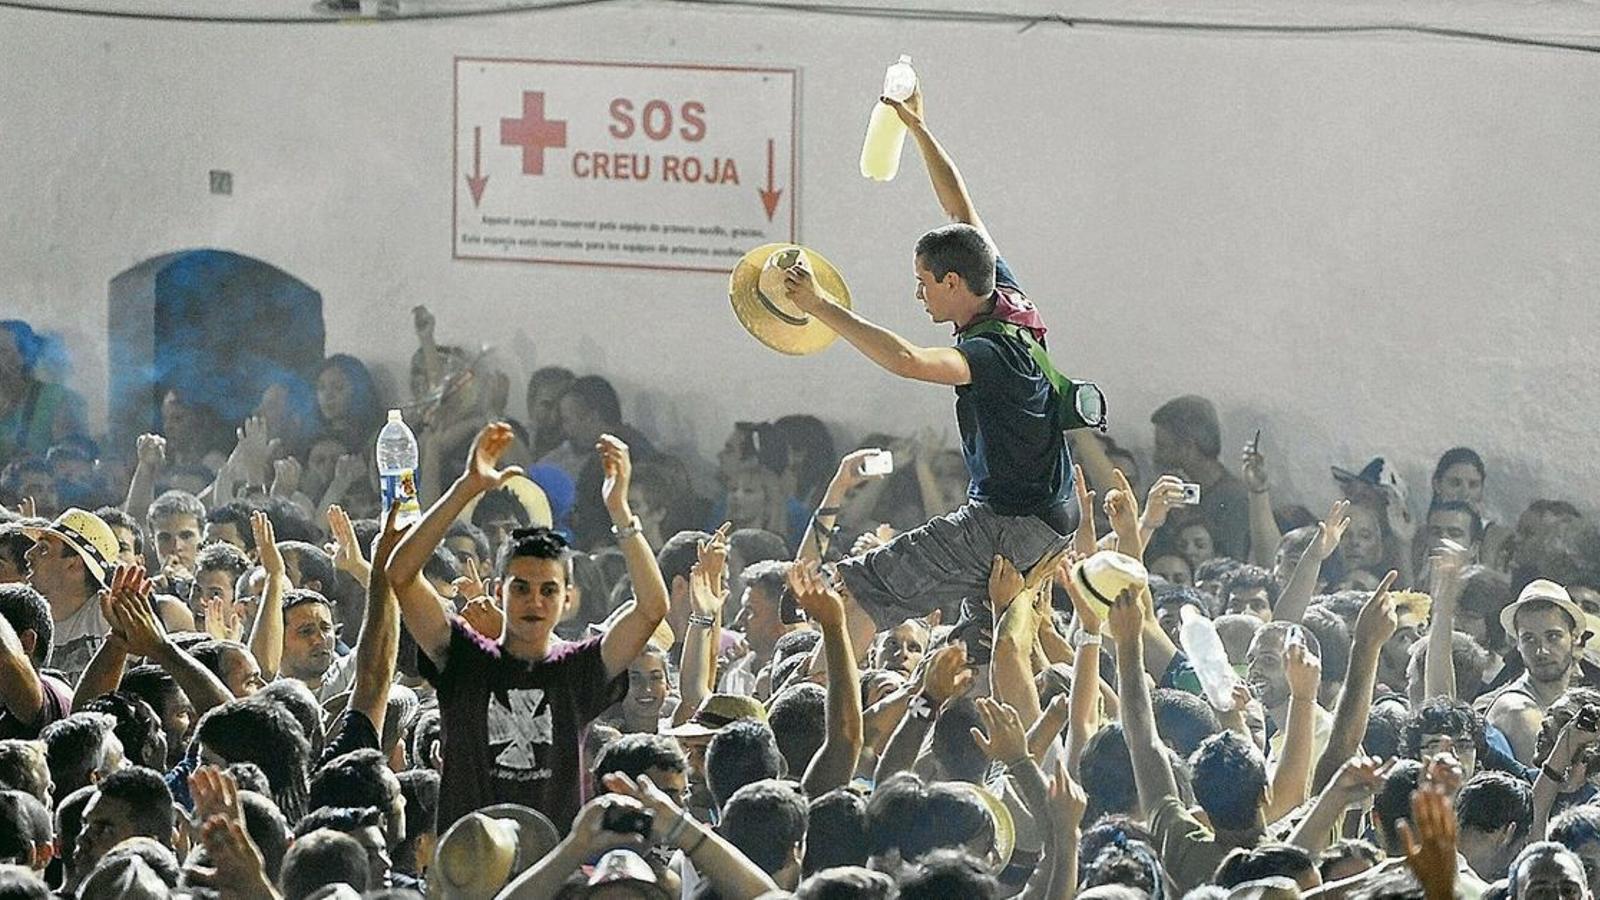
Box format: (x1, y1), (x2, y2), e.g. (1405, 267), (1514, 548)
(834, 500), (1075, 629)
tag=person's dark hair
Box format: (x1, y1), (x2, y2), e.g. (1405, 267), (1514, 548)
(794, 865), (894, 900)
(1152, 689), (1222, 757)
(0, 790), (47, 865)
(279, 541), (336, 593)
(81, 692), (166, 770)
(914, 224), (996, 297)
(238, 789), (292, 881)
(189, 639), (249, 684)
(803, 789), (867, 875)
(1079, 816), (1160, 870)
(494, 525), (567, 580)
(1080, 723), (1137, 824)
(771, 415), (837, 504)
(90, 836), (181, 888)
(279, 828), (370, 900)
(1214, 843), (1316, 889)
(394, 769), (439, 875)
(1153, 583), (1211, 620)
(1548, 805), (1600, 855)
(562, 376), (622, 427)
(895, 847), (1000, 900)
(205, 501), (257, 551)
(444, 520), (491, 566)
(146, 489), (204, 532)
(280, 588), (333, 622)
(1432, 448), (1486, 489)
(1188, 731), (1268, 832)
(40, 713), (117, 802)
(316, 354), (383, 437)
(116, 662), (182, 725)
(410, 710), (441, 770)
(1372, 760), (1425, 852)
(1224, 565), (1279, 611)
(1319, 838), (1382, 883)
(1150, 395), (1223, 460)
(1510, 842), (1588, 900)
(195, 541), (250, 581)
(863, 772), (990, 864)
(294, 804), (383, 838)
(719, 779), (808, 875)
(253, 680), (326, 758)
(1401, 698), (1488, 765)
(773, 628), (821, 662)
(227, 762), (271, 796)
(195, 699), (311, 821)
(730, 529), (792, 573)
(739, 558), (792, 600)
(1457, 566), (1513, 652)
(591, 733), (686, 782)
(705, 719), (783, 810)
(0, 585), (51, 668)
(929, 696), (990, 783)
(1365, 699), (1410, 759)
(0, 862), (49, 899)
(657, 530), (710, 590)
(1194, 557), (1242, 589)
(308, 749), (395, 822)
(472, 489), (530, 535)
(1457, 771), (1532, 842)
(422, 546), (462, 587)
(1301, 605), (1351, 685)
(1081, 836), (1166, 898)
(52, 785), (95, 875)
(1428, 500), (1485, 544)
(93, 507), (142, 556)
(96, 766), (175, 844)
(767, 683), (826, 780)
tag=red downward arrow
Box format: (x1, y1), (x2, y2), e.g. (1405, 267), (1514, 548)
(465, 126), (489, 207)
(758, 138), (783, 221)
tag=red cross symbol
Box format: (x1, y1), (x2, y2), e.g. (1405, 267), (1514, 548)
(500, 91), (567, 176)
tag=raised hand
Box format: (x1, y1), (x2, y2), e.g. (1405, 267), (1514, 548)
(136, 433), (167, 468)
(203, 596), (243, 642)
(14, 497), (34, 520)
(270, 456), (302, 499)
(231, 416), (273, 484)
(781, 254), (836, 315)
(1398, 785), (1458, 900)
(1241, 441), (1269, 494)
(1328, 755), (1394, 804)
(988, 555), (1025, 616)
(597, 434), (633, 517)
(787, 559), (844, 631)
(969, 697), (1030, 767)
(920, 643), (973, 705)
(452, 556), (489, 603)
(325, 505), (366, 576)
(688, 523), (732, 617)
(1285, 640), (1322, 702)
(1062, 559), (1101, 635)
(103, 564), (167, 658)
(465, 422), (525, 493)
(1353, 570), (1401, 646)
(250, 511), (284, 581)
(1315, 499), (1352, 561)
(1071, 465), (1098, 558)
(1047, 757), (1088, 829)
(831, 448), (889, 497)
(460, 595), (504, 639)
(601, 771), (688, 844)
(880, 83), (925, 129)
(1105, 588), (1143, 647)
(1428, 538), (1472, 593)
(189, 815), (273, 898)
(371, 499), (414, 574)
(1142, 475), (1187, 531)
(189, 765), (245, 826)
(1103, 468), (1142, 547)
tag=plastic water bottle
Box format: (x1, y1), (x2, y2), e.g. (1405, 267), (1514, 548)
(860, 55), (918, 181)
(375, 409), (421, 527)
(1179, 605), (1237, 711)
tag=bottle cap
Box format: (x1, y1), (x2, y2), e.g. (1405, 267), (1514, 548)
(387, 409), (403, 422)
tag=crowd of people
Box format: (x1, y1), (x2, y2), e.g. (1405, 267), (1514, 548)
(1, 84), (1598, 900)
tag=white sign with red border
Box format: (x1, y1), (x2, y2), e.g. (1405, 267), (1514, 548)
(453, 57), (799, 274)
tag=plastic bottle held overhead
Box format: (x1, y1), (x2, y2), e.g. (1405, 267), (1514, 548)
(860, 55), (918, 181)
(375, 409), (422, 527)
(1179, 605), (1238, 711)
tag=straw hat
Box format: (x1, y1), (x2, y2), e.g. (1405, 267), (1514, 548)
(21, 507), (118, 587)
(728, 244), (851, 356)
(427, 804), (559, 900)
(1501, 579), (1591, 641)
(1070, 550), (1149, 617)
(459, 474), (553, 529)
(661, 693), (768, 739)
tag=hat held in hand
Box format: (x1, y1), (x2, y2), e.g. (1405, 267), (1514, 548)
(729, 243), (852, 356)
(1071, 550), (1149, 616)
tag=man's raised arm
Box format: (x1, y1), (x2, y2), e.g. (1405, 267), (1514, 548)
(884, 87), (987, 235)
(598, 436), (672, 679)
(780, 264), (972, 386)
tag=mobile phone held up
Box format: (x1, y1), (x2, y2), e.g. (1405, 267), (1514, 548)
(780, 584), (805, 625)
(860, 450), (894, 478)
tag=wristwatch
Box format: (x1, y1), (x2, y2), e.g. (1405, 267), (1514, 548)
(611, 516), (643, 540)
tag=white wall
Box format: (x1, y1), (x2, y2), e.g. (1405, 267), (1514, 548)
(3, 3), (1599, 522)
